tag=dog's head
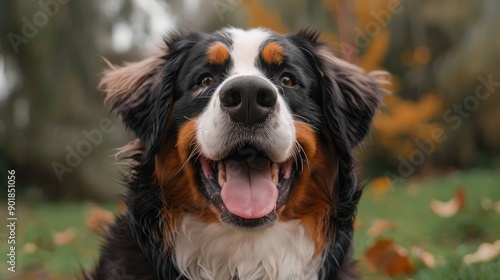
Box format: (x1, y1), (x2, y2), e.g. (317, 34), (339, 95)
(101, 27), (385, 256)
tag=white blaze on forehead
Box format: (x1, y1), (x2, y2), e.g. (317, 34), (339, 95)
(196, 28), (296, 162)
(225, 28), (272, 75)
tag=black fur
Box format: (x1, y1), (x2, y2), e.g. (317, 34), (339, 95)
(90, 28), (382, 280)
(289, 29), (381, 279)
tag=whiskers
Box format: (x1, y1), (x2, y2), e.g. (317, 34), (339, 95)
(291, 140), (310, 175)
(175, 129), (197, 148)
(292, 115), (319, 131)
(176, 141), (201, 175)
(175, 127), (201, 175)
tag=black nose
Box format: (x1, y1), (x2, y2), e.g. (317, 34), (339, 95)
(219, 76), (278, 126)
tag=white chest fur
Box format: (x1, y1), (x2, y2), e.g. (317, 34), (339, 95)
(172, 215), (319, 280)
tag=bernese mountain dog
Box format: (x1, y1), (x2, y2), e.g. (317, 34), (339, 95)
(90, 27), (387, 280)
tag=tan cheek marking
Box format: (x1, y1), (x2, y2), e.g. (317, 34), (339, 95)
(155, 117), (219, 251)
(206, 42), (230, 65)
(280, 122), (338, 257)
(261, 41), (285, 65)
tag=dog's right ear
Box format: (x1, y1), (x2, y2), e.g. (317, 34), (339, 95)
(99, 31), (197, 155)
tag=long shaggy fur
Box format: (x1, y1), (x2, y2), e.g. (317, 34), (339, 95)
(89, 28), (387, 280)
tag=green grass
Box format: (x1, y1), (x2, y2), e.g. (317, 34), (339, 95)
(354, 168), (500, 279)
(0, 202), (118, 279)
(1, 169), (499, 279)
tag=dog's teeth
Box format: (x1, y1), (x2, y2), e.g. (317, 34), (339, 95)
(271, 162), (279, 186)
(218, 162), (226, 188)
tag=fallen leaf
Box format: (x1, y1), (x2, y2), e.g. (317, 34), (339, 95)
(370, 176), (392, 196)
(463, 240), (500, 264)
(353, 218), (362, 230)
(363, 238), (416, 276)
(52, 227), (76, 245)
(495, 202), (500, 213)
(411, 246), (436, 268)
(429, 187), (466, 218)
(23, 243), (37, 253)
(367, 219), (396, 237)
(86, 203), (114, 233)
(34, 236), (55, 252)
(6, 268), (56, 280)
(118, 201), (128, 213)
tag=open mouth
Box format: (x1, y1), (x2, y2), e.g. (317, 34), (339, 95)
(197, 143), (296, 229)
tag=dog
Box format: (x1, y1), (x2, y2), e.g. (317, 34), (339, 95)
(90, 27), (386, 280)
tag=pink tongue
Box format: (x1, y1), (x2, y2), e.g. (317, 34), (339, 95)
(220, 158), (278, 219)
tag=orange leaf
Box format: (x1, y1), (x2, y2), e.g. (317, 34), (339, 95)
(34, 236), (54, 252)
(118, 201), (128, 213)
(411, 246), (436, 268)
(363, 238), (416, 276)
(370, 176), (392, 196)
(429, 187), (466, 218)
(6, 268), (56, 280)
(463, 240), (500, 264)
(367, 219), (396, 237)
(495, 202), (500, 213)
(354, 218), (362, 230)
(22, 243), (37, 253)
(86, 203), (114, 233)
(52, 227), (76, 245)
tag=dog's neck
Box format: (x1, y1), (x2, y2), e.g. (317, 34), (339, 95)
(172, 215), (320, 280)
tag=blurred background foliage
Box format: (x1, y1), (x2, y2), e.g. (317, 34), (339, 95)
(0, 0), (499, 198)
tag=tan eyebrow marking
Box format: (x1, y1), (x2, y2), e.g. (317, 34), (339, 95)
(261, 41), (285, 65)
(206, 42), (230, 65)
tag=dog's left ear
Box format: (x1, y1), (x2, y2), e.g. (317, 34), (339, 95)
(316, 48), (387, 149)
(318, 49), (389, 279)
(293, 29), (387, 149)
(293, 30), (389, 278)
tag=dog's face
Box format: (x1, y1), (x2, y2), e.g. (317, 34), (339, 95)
(101, 27), (383, 243)
(176, 28), (326, 228)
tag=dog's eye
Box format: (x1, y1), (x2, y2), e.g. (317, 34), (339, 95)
(279, 74), (296, 87)
(200, 75), (215, 87)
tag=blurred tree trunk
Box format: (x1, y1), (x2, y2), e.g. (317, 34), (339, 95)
(375, 0), (500, 172)
(0, 1), (129, 199)
(434, 0), (500, 167)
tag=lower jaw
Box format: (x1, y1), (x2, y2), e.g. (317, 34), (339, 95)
(220, 210), (278, 230)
